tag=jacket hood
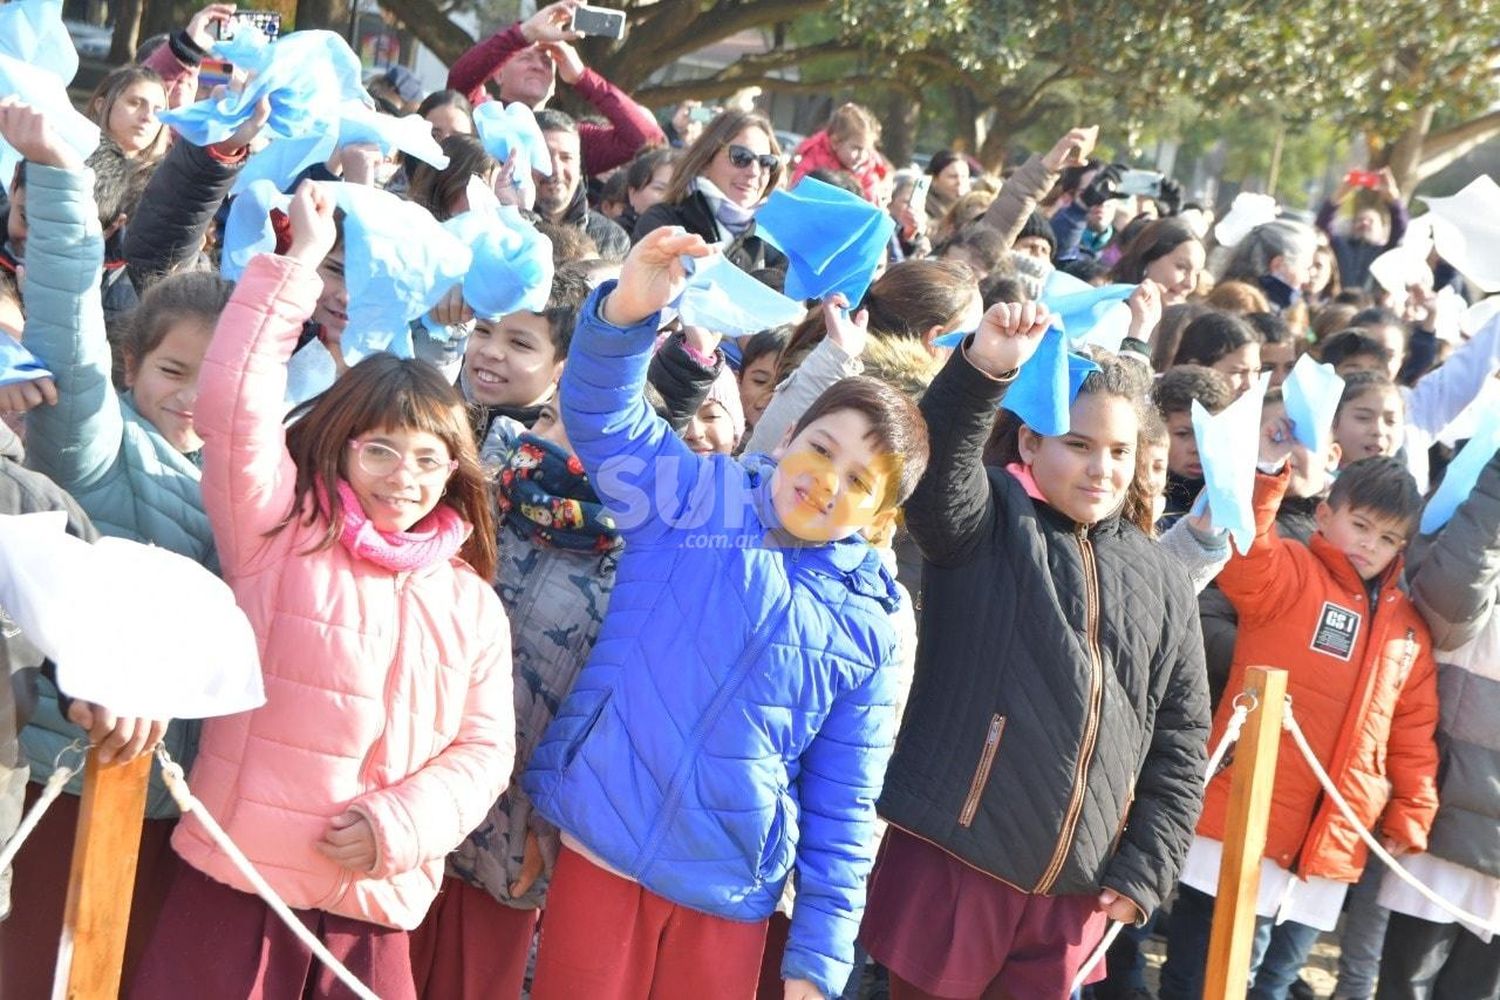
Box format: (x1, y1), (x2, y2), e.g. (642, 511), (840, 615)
(742, 451), (902, 612)
(861, 336), (944, 401)
(0, 421), (20, 463)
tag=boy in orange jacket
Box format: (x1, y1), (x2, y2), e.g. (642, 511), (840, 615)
(1159, 418), (1440, 1000)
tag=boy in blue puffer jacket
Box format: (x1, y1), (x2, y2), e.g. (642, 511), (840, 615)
(522, 227), (930, 1000)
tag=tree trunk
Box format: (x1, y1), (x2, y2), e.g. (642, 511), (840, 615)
(950, 84), (978, 153)
(108, 0), (143, 64)
(878, 89), (919, 167)
(377, 0), (477, 65)
(1373, 105), (1435, 204)
(977, 124), (1009, 172)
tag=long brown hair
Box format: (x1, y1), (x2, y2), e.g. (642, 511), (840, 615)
(273, 356), (497, 579)
(86, 65), (169, 163)
(663, 109), (783, 204)
(406, 133), (498, 222)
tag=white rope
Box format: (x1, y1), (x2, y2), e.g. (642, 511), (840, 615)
(1281, 699), (1500, 938)
(0, 739), (87, 872)
(155, 747), (382, 1000)
(1069, 694), (1259, 993)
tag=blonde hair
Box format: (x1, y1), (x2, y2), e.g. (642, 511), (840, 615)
(826, 103), (880, 146)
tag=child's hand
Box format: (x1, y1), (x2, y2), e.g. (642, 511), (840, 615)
(0, 377), (58, 414)
(332, 141), (384, 187)
(783, 978), (823, 1000)
(316, 809), (377, 872)
(1380, 836), (1413, 858)
(1260, 414), (1295, 467)
(822, 293), (869, 359)
(602, 227), (712, 328)
(428, 284), (474, 328)
(682, 324), (722, 360)
(209, 95), (270, 157)
(508, 829), (545, 897)
(285, 180), (339, 267)
(1097, 888), (1143, 924)
(0, 98), (83, 171)
(66, 701), (169, 766)
(966, 301), (1051, 377)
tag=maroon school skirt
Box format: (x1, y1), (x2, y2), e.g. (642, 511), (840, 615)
(859, 828), (1110, 999)
(130, 862), (417, 999)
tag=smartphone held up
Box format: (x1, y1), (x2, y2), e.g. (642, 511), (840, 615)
(570, 4), (625, 39)
(213, 9), (282, 40)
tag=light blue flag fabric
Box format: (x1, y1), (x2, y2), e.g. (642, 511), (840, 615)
(755, 178), (896, 304)
(1420, 407), (1500, 534)
(473, 102), (550, 205)
(1281, 353), (1345, 457)
(220, 181), (471, 361)
(1043, 283), (1136, 351)
(1000, 327), (1100, 437)
(0, 337), (53, 387)
(231, 104), (450, 196)
(1192, 372), (1271, 555)
(283, 338), (339, 410)
(332, 184), (471, 362)
(220, 179), (289, 281)
(158, 28), (367, 147)
(0, 52), (99, 195)
(930, 328), (969, 350)
(674, 253), (804, 337)
(0, 0), (77, 85)
(438, 179), (554, 321)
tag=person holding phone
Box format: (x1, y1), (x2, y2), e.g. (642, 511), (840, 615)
(447, 0), (664, 176)
(1315, 166), (1408, 290)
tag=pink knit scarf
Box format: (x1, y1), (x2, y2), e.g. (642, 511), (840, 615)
(334, 479), (469, 572)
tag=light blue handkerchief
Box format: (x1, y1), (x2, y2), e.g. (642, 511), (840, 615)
(674, 253), (804, 337)
(0, 52), (99, 195)
(1420, 407), (1500, 534)
(1281, 354), (1345, 457)
(756, 178), (896, 304)
(0, 337), (53, 387)
(1001, 327), (1100, 436)
(1192, 372), (1271, 554)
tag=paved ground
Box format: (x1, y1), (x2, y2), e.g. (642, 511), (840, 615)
(1141, 928), (1344, 996)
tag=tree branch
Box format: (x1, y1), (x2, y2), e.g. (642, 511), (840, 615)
(378, 0), (477, 65)
(635, 72), (915, 108)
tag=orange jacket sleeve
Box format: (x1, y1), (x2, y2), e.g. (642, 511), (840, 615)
(1214, 465), (1303, 626)
(1379, 635), (1441, 852)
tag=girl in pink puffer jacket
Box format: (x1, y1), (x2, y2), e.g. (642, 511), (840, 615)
(131, 183), (516, 1000)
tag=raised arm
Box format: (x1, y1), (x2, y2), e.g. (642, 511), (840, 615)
(125, 135), (250, 291)
(905, 302), (1048, 567)
(980, 127), (1096, 249)
(1401, 312), (1500, 439)
(1213, 417), (1306, 625)
(1406, 446), (1500, 650)
(559, 228), (716, 546)
(7, 106), (123, 494)
(448, 2), (580, 105)
(571, 65), (666, 175)
(195, 183), (331, 577)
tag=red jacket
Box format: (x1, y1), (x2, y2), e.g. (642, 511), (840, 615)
(447, 24), (665, 176)
(791, 131), (890, 205)
(1196, 468), (1440, 883)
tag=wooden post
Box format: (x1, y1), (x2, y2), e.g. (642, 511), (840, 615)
(53, 750), (152, 1000)
(1204, 667), (1288, 1000)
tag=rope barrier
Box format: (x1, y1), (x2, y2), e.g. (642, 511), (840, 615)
(1069, 695), (1258, 993)
(1280, 699), (1500, 938)
(0, 739), (87, 873)
(154, 746), (383, 1000)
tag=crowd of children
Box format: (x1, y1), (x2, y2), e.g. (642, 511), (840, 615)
(2, 1), (1500, 998)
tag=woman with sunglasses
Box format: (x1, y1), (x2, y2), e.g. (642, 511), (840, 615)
(631, 109), (787, 274)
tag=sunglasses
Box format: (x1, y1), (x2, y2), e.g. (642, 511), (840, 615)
(726, 144), (779, 172)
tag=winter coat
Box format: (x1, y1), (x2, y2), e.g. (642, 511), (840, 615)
(790, 131), (890, 204)
(19, 163), (210, 819)
(879, 345), (1211, 919)
(632, 192), (786, 274)
(177, 254), (516, 930)
(1197, 495), (1320, 709)
(1403, 447), (1500, 877)
(446, 23), (666, 176)
(1197, 467), (1440, 882)
(554, 181), (630, 261)
(448, 520), (622, 910)
(125, 136), (245, 291)
(0, 423), (98, 920)
(646, 329), (723, 432)
(522, 284), (903, 998)
(979, 153), (1060, 250)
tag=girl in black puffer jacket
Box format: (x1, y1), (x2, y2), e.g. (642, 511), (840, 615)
(860, 302), (1211, 999)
